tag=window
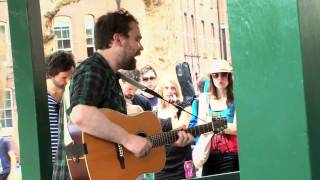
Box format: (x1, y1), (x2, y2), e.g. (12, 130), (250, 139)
(1, 89), (13, 128)
(53, 16), (72, 52)
(201, 20), (206, 51)
(85, 15), (95, 57)
(211, 23), (214, 39)
(221, 27), (227, 60)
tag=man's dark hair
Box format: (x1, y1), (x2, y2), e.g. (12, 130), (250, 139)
(119, 69), (140, 82)
(45, 51), (75, 77)
(140, 65), (157, 77)
(94, 9), (138, 49)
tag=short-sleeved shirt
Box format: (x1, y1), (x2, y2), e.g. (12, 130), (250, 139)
(52, 52), (127, 180)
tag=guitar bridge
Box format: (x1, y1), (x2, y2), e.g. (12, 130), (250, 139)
(66, 143), (88, 163)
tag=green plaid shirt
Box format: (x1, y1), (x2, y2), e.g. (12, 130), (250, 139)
(52, 52), (127, 180)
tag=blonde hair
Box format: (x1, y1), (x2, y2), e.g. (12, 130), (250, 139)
(157, 77), (182, 110)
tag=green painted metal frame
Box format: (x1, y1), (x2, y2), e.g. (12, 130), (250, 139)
(7, 0), (52, 179)
(227, 0), (320, 180)
(298, 0), (320, 179)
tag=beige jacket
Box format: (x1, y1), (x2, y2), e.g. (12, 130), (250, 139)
(192, 93), (213, 169)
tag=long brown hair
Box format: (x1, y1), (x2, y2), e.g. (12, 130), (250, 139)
(209, 73), (234, 106)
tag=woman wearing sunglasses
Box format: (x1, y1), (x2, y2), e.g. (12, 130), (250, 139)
(193, 60), (239, 176)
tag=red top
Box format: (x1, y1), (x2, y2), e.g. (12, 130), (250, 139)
(210, 134), (238, 154)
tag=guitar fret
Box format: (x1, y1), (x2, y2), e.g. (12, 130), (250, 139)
(165, 131), (170, 144)
(170, 131), (176, 144)
(162, 133), (165, 144)
(161, 132), (165, 145)
(168, 131), (172, 144)
(154, 135), (158, 146)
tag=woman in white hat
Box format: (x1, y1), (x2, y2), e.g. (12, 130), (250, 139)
(192, 60), (238, 176)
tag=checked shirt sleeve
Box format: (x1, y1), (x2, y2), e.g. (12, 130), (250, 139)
(67, 65), (107, 114)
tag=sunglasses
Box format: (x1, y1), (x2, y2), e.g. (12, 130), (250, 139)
(142, 76), (156, 82)
(211, 72), (229, 79)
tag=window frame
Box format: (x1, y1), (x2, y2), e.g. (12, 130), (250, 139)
(84, 15), (95, 57)
(1, 89), (14, 128)
(53, 16), (73, 52)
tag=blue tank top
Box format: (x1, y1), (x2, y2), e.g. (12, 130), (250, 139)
(208, 101), (235, 123)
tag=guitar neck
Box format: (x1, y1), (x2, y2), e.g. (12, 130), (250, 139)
(148, 123), (213, 148)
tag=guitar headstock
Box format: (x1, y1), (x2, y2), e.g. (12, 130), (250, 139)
(212, 116), (228, 134)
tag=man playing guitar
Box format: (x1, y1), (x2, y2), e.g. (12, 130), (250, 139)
(52, 9), (194, 180)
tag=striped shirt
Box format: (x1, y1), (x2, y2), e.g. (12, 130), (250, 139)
(48, 94), (60, 163)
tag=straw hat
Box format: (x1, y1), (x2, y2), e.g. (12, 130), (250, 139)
(202, 60), (233, 74)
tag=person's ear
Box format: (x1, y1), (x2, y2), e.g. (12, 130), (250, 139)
(112, 33), (124, 47)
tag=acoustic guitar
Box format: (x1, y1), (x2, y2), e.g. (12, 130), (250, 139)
(66, 108), (227, 180)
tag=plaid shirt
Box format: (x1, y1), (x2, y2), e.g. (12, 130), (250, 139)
(52, 52), (127, 180)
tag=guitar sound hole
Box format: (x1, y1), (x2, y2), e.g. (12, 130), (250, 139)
(137, 132), (147, 138)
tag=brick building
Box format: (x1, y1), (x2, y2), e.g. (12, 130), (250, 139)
(0, 0), (231, 138)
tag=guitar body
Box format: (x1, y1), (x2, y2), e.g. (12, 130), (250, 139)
(67, 108), (166, 180)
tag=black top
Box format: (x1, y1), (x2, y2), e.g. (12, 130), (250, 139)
(132, 94), (152, 111)
(155, 118), (192, 180)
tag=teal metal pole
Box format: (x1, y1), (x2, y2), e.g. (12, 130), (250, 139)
(7, 0), (52, 179)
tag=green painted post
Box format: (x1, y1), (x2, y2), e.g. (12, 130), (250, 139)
(227, 0), (320, 180)
(7, 0), (52, 179)
(298, 1), (320, 179)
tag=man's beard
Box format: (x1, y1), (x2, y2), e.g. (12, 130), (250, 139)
(52, 79), (66, 90)
(121, 58), (136, 70)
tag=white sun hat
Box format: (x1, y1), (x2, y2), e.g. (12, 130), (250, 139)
(203, 60), (233, 74)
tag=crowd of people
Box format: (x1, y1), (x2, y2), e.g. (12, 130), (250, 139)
(0, 8), (240, 180)
(38, 8), (239, 180)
